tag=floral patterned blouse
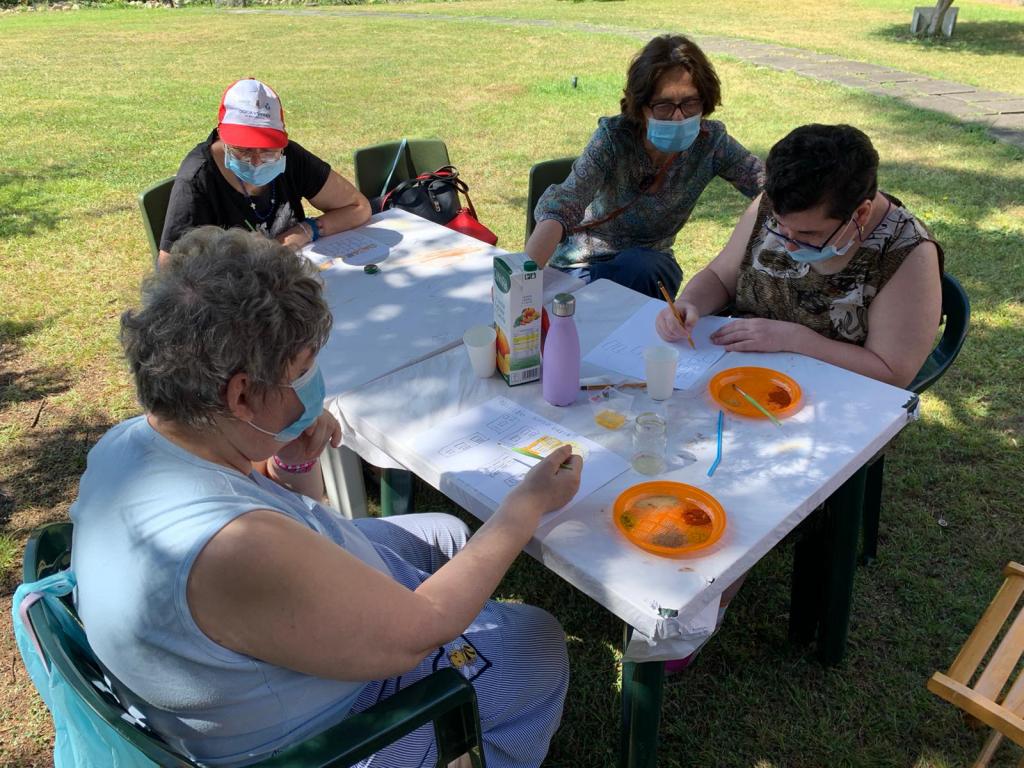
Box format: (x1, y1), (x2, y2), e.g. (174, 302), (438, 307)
(735, 193), (943, 344)
(534, 114), (765, 269)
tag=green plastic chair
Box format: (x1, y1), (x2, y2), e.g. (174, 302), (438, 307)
(138, 177), (176, 268)
(353, 139), (451, 200)
(22, 522), (486, 768)
(525, 157), (576, 242)
(861, 272), (970, 564)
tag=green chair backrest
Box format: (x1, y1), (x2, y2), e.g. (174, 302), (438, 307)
(23, 522), (487, 768)
(138, 177), (176, 268)
(353, 139), (450, 199)
(525, 157), (576, 242)
(910, 272), (970, 394)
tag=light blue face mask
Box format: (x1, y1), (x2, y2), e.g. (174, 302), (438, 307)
(785, 219), (862, 264)
(646, 112), (701, 153)
(225, 150), (287, 187)
(248, 362), (326, 442)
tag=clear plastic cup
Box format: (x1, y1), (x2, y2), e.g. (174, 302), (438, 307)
(644, 345), (679, 401)
(463, 325), (497, 378)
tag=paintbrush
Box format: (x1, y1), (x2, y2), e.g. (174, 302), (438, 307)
(656, 281), (696, 350)
(732, 383), (783, 427)
(579, 382), (647, 391)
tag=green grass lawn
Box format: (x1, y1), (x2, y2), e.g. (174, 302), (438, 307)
(1, 4), (1022, 767)
(342, 0), (1024, 97)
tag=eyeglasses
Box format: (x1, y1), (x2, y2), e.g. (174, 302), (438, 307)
(764, 214), (850, 252)
(647, 97), (703, 120)
(224, 145), (284, 164)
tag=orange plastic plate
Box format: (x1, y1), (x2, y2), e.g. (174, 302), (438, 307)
(613, 481), (727, 558)
(708, 366), (803, 420)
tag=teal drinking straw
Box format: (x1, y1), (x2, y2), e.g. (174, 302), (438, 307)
(707, 409), (724, 477)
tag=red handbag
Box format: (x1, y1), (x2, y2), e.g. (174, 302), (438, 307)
(446, 194), (498, 246)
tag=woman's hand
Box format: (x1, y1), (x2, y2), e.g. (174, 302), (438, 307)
(710, 318), (809, 353)
(500, 445), (582, 529)
(277, 224), (312, 252)
(656, 300), (699, 342)
(275, 411), (342, 465)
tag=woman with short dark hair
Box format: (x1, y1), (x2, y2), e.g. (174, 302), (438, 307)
(72, 227), (581, 767)
(657, 124), (943, 389)
(526, 34), (765, 299)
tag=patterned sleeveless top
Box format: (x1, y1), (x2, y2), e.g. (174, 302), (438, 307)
(734, 193), (942, 345)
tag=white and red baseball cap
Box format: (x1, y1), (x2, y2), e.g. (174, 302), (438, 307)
(217, 79), (288, 149)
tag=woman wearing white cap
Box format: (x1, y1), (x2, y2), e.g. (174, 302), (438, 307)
(159, 78), (371, 267)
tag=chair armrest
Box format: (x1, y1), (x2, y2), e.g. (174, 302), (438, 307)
(256, 667), (482, 768)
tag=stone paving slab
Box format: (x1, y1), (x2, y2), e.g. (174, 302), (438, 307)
(915, 80), (983, 96)
(970, 99), (1024, 115)
(949, 89), (1021, 103)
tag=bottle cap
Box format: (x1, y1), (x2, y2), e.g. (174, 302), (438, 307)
(552, 293), (575, 317)
(524, 259), (537, 272)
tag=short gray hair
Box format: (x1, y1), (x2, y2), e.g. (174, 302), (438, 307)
(121, 226), (332, 427)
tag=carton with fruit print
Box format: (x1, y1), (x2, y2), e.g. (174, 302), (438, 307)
(493, 253), (542, 386)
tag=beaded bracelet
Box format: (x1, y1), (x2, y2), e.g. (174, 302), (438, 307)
(304, 217), (321, 242)
(272, 454), (318, 475)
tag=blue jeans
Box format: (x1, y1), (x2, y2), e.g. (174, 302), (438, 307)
(587, 247), (683, 299)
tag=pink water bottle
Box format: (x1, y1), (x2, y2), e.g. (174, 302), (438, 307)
(542, 293), (580, 406)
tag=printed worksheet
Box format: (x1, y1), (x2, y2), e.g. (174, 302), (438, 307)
(410, 396), (629, 515)
(582, 299), (733, 389)
(302, 230), (390, 268)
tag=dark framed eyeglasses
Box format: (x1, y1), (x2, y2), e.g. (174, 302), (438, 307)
(764, 214), (850, 252)
(647, 97), (703, 120)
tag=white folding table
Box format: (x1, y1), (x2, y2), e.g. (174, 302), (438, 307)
(336, 279), (919, 766)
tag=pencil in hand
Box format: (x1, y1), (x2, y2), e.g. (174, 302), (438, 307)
(656, 281), (696, 350)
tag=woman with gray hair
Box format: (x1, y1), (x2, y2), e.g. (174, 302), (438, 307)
(69, 227), (581, 767)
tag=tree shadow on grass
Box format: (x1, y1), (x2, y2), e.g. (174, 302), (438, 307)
(0, 318), (71, 409)
(870, 20), (1024, 58)
(0, 164), (81, 239)
(3, 415), (113, 518)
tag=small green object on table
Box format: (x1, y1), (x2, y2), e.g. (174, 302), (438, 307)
(363, 264), (380, 274)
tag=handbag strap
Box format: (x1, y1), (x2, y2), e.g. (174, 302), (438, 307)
(378, 138), (409, 199)
(569, 152), (677, 234)
(380, 165), (465, 212)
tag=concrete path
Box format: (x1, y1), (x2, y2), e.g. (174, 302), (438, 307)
(236, 8), (1024, 150)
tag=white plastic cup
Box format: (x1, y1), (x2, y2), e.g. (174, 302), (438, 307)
(464, 325), (497, 378)
(644, 345), (679, 401)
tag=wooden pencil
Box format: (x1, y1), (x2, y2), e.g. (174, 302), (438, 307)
(656, 281), (696, 350)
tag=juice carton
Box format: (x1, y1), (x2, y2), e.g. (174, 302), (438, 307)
(493, 253), (542, 386)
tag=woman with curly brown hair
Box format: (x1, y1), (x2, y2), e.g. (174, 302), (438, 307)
(526, 34), (765, 299)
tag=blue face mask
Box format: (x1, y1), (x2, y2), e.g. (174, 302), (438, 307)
(225, 150), (287, 187)
(646, 112), (701, 153)
(248, 362), (326, 442)
(785, 220), (861, 263)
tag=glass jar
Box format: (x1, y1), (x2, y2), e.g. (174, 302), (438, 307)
(631, 411), (667, 475)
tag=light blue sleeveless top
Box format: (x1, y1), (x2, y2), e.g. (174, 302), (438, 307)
(70, 416), (392, 766)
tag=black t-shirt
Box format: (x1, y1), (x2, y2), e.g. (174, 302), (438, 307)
(159, 129), (332, 252)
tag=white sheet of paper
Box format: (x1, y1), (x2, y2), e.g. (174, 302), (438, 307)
(302, 230), (390, 268)
(582, 299), (732, 389)
(409, 396), (629, 517)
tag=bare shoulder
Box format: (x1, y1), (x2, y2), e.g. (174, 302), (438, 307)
(884, 239), (942, 293)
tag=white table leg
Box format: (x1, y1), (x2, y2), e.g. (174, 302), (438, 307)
(321, 444), (368, 519)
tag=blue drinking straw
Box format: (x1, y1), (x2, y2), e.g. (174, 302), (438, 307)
(707, 409), (724, 477)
